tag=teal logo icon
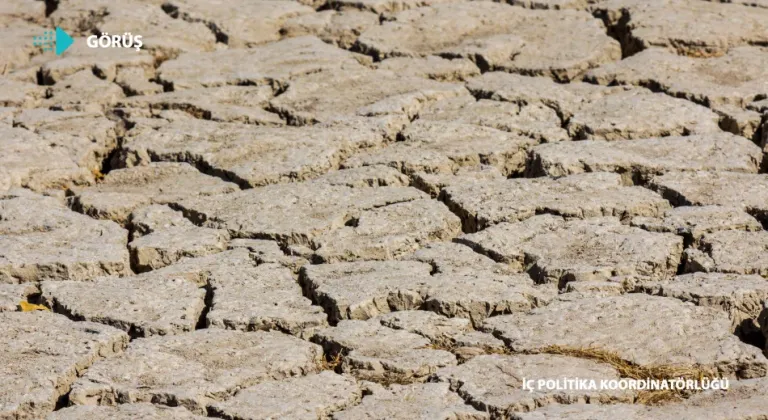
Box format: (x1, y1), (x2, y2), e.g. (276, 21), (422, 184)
(32, 30), (54, 52)
(32, 27), (74, 56)
(55, 27), (74, 55)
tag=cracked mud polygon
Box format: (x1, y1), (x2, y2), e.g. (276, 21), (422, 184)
(2, 0), (768, 418)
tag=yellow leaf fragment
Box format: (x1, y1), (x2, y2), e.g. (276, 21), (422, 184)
(19, 301), (50, 312)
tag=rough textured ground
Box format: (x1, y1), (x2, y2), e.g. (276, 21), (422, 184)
(511, 378), (768, 419)
(433, 354), (633, 415)
(483, 294), (768, 378)
(2, 0), (768, 418)
(458, 216), (683, 286)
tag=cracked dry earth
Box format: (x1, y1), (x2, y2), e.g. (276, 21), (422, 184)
(3, 0), (768, 419)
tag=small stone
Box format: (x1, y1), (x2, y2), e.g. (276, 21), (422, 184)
(443, 172), (671, 232)
(69, 329), (323, 414)
(482, 294), (768, 378)
(40, 274), (205, 337)
(208, 372), (361, 420)
(312, 320), (457, 382)
(433, 354), (631, 415)
(332, 382), (489, 419)
(0, 312), (128, 420)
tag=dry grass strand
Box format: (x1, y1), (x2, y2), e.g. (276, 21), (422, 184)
(541, 345), (719, 405)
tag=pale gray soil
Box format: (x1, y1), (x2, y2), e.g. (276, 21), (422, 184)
(1, 0), (768, 418)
